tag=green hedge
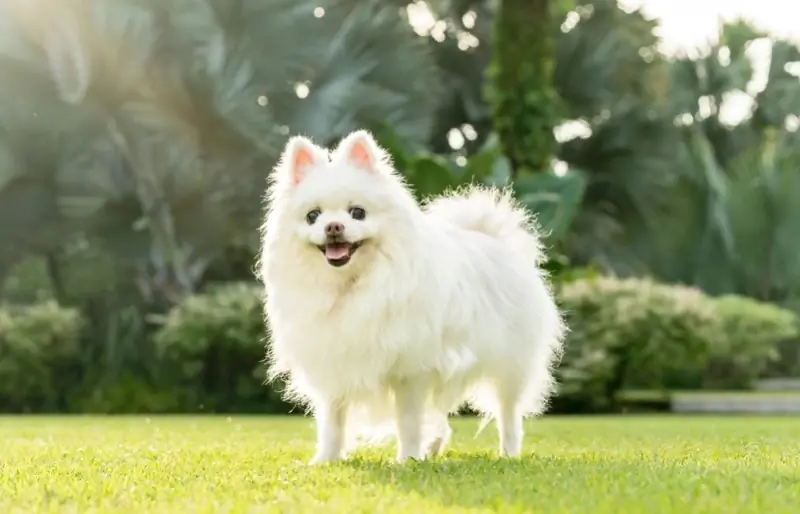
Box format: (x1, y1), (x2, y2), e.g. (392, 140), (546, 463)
(151, 283), (289, 413)
(552, 278), (798, 412)
(702, 295), (798, 389)
(0, 301), (83, 412)
(2, 276), (798, 413)
(147, 277), (800, 414)
(553, 277), (720, 412)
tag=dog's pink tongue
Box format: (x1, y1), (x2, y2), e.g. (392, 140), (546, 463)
(325, 245), (350, 260)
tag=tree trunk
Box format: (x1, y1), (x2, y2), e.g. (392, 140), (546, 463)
(487, 0), (559, 177)
(107, 119), (196, 303)
(45, 250), (68, 304)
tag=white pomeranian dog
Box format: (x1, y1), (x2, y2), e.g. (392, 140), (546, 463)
(258, 130), (565, 464)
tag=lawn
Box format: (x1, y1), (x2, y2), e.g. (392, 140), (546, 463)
(1, 415), (798, 513)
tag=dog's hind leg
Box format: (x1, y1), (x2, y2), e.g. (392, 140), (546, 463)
(495, 384), (524, 458)
(426, 379), (465, 458)
(310, 399), (347, 465)
(426, 412), (452, 457)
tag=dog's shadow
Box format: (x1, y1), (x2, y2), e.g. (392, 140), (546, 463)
(340, 452), (584, 510)
(339, 450), (798, 511)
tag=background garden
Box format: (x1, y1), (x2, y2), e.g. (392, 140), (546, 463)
(2, 0), (800, 415)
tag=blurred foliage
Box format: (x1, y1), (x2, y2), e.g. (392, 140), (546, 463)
(0, 0), (442, 299)
(554, 277), (720, 412)
(700, 295), (799, 389)
(151, 282), (288, 413)
(553, 277), (799, 412)
(4, 275), (794, 414)
(627, 24), (800, 302)
(2, 0), (800, 412)
(487, 0), (560, 175)
(376, 129), (586, 243)
(0, 302), (83, 412)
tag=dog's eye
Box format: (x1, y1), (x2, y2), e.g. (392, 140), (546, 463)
(305, 209), (321, 225)
(349, 206), (366, 220)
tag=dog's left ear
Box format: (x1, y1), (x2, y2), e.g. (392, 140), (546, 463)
(276, 135), (327, 186)
(335, 130), (387, 173)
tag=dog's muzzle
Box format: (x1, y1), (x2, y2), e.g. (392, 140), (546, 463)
(317, 238), (362, 267)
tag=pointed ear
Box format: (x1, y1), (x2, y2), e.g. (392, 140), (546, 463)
(277, 136), (326, 186)
(335, 130), (385, 173)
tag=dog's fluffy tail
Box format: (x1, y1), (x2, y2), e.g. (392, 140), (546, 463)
(424, 185), (545, 265)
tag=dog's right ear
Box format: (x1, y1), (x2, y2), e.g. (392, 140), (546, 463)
(277, 136), (326, 186)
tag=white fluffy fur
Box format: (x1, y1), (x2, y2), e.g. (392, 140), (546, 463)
(257, 130), (565, 464)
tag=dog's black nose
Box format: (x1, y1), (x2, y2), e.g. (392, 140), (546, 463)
(325, 221), (344, 237)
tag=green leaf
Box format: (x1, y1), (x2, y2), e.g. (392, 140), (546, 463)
(438, 132), (511, 186)
(405, 154), (458, 199)
(514, 169), (587, 241)
(462, 147), (499, 182)
(463, 139), (513, 186)
(370, 124), (414, 170)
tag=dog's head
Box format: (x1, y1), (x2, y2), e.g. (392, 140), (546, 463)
(264, 130), (418, 272)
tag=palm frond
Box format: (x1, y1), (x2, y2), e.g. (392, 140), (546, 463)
(0, 0), (446, 291)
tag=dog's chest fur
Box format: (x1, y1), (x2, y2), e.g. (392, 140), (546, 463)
(266, 275), (450, 390)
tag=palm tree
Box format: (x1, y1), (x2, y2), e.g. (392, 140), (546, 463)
(0, 0), (443, 302)
(487, 0), (559, 176)
(552, 0), (679, 270)
(389, 0), (683, 257)
(638, 21), (800, 304)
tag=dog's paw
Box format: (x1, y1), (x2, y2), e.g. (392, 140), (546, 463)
(426, 435), (449, 458)
(309, 453), (341, 465)
(396, 453), (426, 464)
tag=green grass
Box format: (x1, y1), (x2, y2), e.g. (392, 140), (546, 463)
(1, 416), (799, 513)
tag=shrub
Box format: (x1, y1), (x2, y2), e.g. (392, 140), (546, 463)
(67, 373), (184, 414)
(152, 282), (289, 413)
(702, 295), (797, 389)
(553, 277), (720, 411)
(0, 301), (83, 412)
(127, 276), (800, 415)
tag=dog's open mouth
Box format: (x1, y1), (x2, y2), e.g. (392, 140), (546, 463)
(317, 241), (362, 267)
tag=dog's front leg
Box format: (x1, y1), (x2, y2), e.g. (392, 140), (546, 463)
(392, 379), (427, 463)
(310, 399), (346, 465)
